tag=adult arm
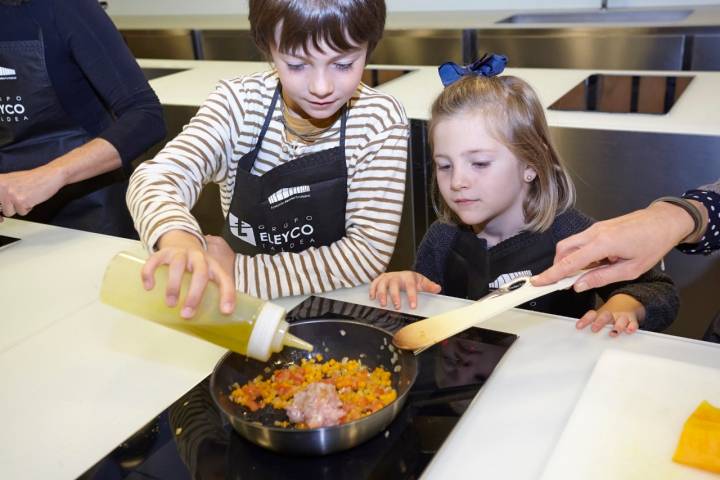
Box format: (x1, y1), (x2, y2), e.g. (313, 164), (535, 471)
(531, 191), (717, 291)
(0, 138), (120, 217)
(0, 0), (165, 217)
(59, 0), (165, 168)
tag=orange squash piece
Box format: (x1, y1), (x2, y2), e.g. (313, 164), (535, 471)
(673, 400), (720, 474)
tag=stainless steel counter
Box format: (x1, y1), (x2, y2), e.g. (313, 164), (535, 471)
(120, 25), (720, 70)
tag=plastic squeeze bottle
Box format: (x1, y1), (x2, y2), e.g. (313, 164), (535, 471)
(100, 251), (313, 361)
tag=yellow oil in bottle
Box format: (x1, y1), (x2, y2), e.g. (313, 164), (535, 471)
(100, 251), (312, 361)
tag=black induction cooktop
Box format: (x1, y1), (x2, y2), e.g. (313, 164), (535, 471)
(549, 74), (694, 115)
(78, 297), (517, 480)
(0, 234), (20, 251)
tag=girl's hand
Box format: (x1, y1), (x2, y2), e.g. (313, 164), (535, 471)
(576, 293), (646, 337)
(369, 271), (441, 310)
(142, 230), (236, 319)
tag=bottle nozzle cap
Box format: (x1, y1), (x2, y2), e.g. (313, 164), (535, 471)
(283, 332), (314, 352)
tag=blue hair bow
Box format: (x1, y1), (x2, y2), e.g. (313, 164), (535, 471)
(438, 53), (508, 87)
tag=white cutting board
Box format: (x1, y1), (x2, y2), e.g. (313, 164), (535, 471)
(540, 349), (720, 480)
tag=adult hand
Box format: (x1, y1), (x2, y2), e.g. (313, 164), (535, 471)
(0, 165), (65, 217)
(0, 138), (123, 219)
(369, 271), (441, 310)
(532, 201), (699, 291)
(142, 230), (236, 318)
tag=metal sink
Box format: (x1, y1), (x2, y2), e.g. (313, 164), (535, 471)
(141, 67), (189, 81)
(549, 74), (694, 115)
(497, 9), (693, 24)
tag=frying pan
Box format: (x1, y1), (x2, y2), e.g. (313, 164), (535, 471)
(210, 319), (418, 455)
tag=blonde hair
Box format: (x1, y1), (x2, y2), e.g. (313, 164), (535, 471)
(428, 74), (575, 232)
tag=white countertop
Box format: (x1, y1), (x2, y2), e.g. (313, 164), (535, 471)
(139, 58), (720, 136)
(2, 218), (719, 479)
(111, 6), (720, 30)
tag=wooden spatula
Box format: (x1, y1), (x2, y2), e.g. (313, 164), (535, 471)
(393, 269), (594, 353)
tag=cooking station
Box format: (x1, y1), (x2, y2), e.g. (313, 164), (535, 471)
(2, 218), (719, 479)
(131, 58), (720, 342)
(81, 296), (516, 479)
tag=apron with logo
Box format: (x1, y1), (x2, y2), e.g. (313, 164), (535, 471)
(0, 31), (134, 237)
(223, 86), (348, 254)
(443, 227), (594, 317)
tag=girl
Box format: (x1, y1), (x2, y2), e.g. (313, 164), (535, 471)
(370, 59), (678, 336)
(127, 0), (409, 318)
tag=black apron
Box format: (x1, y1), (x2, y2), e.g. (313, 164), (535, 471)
(443, 228), (595, 318)
(0, 31), (134, 237)
(223, 86), (348, 254)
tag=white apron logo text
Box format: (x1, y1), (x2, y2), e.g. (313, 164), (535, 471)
(259, 223), (314, 244)
(228, 213), (257, 246)
(231, 214), (317, 251)
(0, 66), (17, 80)
(0, 96), (29, 123)
(267, 185), (311, 209)
(259, 216), (317, 252)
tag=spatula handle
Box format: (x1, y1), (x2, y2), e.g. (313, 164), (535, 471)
(392, 270), (588, 351)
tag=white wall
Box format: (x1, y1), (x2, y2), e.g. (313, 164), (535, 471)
(107, 0), (247, 15)
(105, 0), (719, 16)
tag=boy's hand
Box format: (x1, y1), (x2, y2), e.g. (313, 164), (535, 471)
(576, 293), (646, 337)
(369, 271), (441, 310)
(142, 230), (236, 319)
(205, 235), (236, 281)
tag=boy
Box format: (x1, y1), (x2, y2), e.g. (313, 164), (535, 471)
(127, 0), (409, 317)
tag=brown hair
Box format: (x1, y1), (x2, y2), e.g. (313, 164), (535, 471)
(249, 0), (386, 58)
(428, 74), (575, 232)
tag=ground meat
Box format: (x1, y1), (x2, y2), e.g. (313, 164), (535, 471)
(285, 382), (346, 428)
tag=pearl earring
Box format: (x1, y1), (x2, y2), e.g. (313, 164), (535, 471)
(525, 175), (534, 182)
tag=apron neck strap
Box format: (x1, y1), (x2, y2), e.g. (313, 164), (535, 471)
(253, 85), (282, 152)
(338, 104), (347, 155)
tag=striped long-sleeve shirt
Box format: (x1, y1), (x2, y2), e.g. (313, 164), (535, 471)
(127, 71), (409, 299)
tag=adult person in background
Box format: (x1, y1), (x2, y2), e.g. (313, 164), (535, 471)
(533, 180), (720, 340)
(0, 0), (165, 237)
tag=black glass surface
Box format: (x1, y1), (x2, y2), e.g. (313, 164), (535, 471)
(549, 74), (694, 115)
(79, 297), (517, 480)
(140, 68), (190, 81)
(0, 234), (20, 251)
